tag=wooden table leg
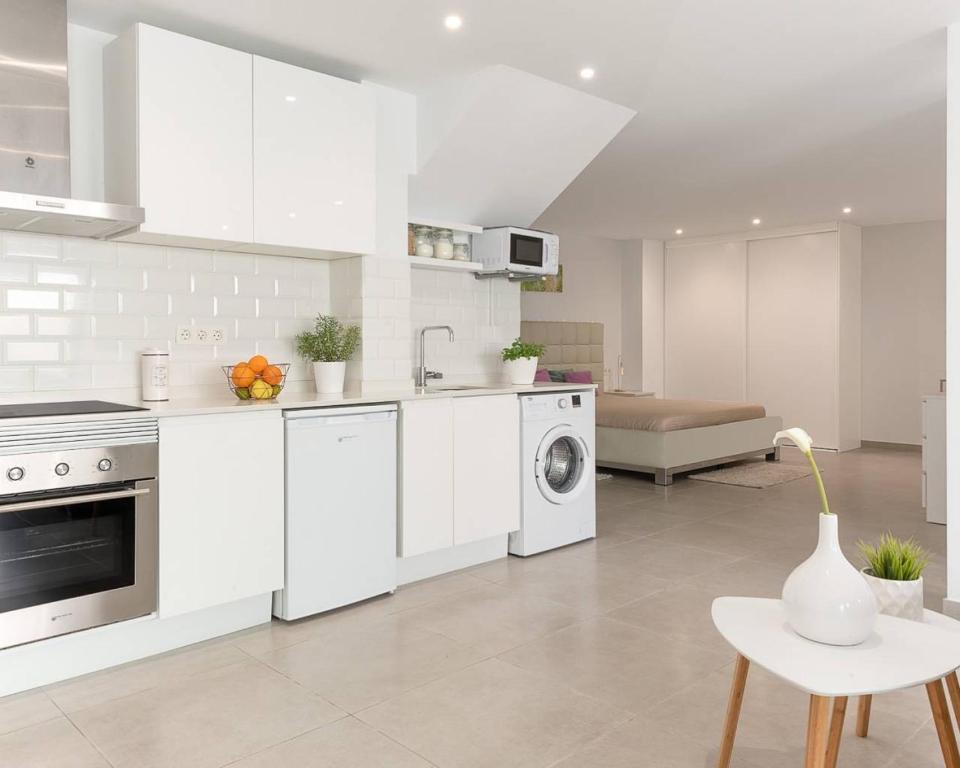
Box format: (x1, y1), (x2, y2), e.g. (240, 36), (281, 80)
(716, 654), (750, 768)
(946, 672), (960, 729)
(926, 678), (960, 768)
(824, 696), (847, 768)
(856, 695), (872, 737)
(804, 695), (832, 768)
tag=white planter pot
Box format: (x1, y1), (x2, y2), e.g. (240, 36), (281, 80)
(781, 514), (878, 646)
(313, 361), (346, 394)
(861, 569), (924, 621)
(504, 357), (539, 385)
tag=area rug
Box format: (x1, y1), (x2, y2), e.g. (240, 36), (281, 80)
(688, 460), (814, 489)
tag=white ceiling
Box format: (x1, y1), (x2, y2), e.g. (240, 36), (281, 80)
(69, 0), (960, 240)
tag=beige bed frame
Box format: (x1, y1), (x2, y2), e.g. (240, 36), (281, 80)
(521, 320), (782, 485)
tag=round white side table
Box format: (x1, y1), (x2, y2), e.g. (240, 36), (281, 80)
(712, 597), (960, 768)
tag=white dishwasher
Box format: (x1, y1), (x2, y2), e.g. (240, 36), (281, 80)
(273, 404), (398, 620)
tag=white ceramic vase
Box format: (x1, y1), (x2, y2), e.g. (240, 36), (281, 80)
(504, 357), (539, 385)
(861, 569), (924, 621)
(781, 514), (878, 646)
(313, 361), (346, 394)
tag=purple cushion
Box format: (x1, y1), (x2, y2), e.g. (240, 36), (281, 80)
(563, 370), (593, 384)
(534, 369), (551, 382)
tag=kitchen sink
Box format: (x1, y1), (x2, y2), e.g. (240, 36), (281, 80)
(419, 384), (499, 392)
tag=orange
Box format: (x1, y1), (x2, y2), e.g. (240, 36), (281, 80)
(231, 362), (256, 388)
(261, 365), (283, 386)
(248, 354), (269, 374)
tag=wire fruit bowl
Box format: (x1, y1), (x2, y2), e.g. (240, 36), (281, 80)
(222, 362), (290, 400)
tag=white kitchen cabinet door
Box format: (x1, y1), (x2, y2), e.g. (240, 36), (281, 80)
(747, 232), (839, 449)
(664, 241), (747, 400)
(399, 400), (454, 557)
(158, 411), (283, 617)
(452, 395), (520, 545)
(253, 56), (376, 254)
(104, 24), (253, 244)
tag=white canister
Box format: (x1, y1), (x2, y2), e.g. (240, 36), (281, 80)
(141, 349), (169, 401)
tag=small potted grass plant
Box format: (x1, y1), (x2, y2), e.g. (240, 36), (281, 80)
(501, 338), (546, 385)
(858, 533), (930, 621)
(296, 314), (361, 394)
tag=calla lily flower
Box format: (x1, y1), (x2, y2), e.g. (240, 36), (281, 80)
(774, 427), (831, 516)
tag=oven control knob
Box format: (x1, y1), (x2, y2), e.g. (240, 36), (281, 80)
(98, 458), (113, 472)
(557, 398), (568, 409)
(55, 462), (70, 477)
(6, 467), (24, 481)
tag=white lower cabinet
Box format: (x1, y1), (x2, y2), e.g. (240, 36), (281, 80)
(400, 395), (520, 557)
(158, 411), (284, 617)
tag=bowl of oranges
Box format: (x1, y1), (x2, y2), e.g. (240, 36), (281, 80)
(223, 355), (289, 400)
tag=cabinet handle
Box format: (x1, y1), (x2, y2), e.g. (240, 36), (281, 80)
(338, 434), (359, 442)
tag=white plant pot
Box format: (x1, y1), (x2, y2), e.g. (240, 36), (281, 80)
(861, 569), (924, 621)
(504, 357), (539, 385)
(781, 514), (878, 646)
(313, 361), (346, 394)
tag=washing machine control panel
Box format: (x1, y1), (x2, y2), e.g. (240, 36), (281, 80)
(571, 395), (581, 407)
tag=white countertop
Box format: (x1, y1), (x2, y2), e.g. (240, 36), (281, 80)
(0, 382), (597, 425)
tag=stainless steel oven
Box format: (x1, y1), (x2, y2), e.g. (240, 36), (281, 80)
(0, 417), (158, 649)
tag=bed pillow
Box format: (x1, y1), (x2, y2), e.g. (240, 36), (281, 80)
(547, 369), (568, 382)
(534, 369), (551, 382)
(564, 370), (593, 384)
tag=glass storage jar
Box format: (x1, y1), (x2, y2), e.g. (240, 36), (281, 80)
(452, 241), (471, 261)
(413, 226), (434, 258)
(433, 229), (454, 260)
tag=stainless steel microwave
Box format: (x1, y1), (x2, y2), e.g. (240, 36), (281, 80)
(473, 227), (559, 275)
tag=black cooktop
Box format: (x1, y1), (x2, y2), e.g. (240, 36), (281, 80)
(0, 401), (149, 419)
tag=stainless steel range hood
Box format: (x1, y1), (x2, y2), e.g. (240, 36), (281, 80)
(0, 0), (144, 239)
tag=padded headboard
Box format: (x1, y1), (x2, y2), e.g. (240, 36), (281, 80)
(520, 321), (604, 385)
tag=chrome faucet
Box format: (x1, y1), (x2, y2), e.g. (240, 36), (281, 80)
(418, 325), (455, 387)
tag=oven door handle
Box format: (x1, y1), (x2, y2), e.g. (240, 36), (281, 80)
(0, 487), (150, 514)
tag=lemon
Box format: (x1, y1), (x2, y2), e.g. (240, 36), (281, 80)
(235, 387), (251, 400)
(250, 379), (273, 400)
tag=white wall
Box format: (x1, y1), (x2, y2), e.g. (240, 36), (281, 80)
(0, 232), (332, 396)
(521, 230), (623, 389)
(410, 271), (520, 383)
(861, 221), (945, 445)
(946, 23), (960, 613)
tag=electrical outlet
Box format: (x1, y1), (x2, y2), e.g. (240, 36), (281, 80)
(196, 327), (209, 344)
(176, 324), (226, 345)
(176, 325), (193, 344)
(210, 326), (226, 344)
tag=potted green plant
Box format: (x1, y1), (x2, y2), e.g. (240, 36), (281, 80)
(501, 338), (546, 385)
(295, 314), (361, 394)
(858, 533), (930, 621)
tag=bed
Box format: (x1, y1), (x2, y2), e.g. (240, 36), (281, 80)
(521, 321), (783, 485)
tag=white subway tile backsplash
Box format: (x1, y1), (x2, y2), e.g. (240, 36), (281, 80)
(63, 239), (117, 265)
(215, 296), (257, 318)
(145, 316), (180, 339)
(36, 315), (92, 337)
(2, 233), (60, 260)
(36, 265), (88, 286)
(237, 275), (277, 297)
(256, 255), (297, 277)
(91, 266), (144, 291)
(0, 262), (32, 284)
(0, 314), (31, 335)
(6, 289), (59, 310)
(170, 294), (215, 317)
(63, 290), (119, 314)
(35, 365), (93, 391)
(237, 318), (277, 339)
(276, 278), (311, 299)
(120, 292), (170, 316)
(94, 315), (145, 339)
(5, 341), (60, 363)
(0, 367), (33, 391)
(167, 248), (214, 272)
(117, 243), (166, 268)
(91, 363), (139, 388)
(144, 269), (191, 294)
(64, 339), (121, 362)
(214, 251), (256, 274)
(258, 297), (296, 319)
(194, 273), (236, 295)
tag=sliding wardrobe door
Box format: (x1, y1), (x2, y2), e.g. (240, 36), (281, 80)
(664, 241), (747, 400)
(747, 232), (839, 448)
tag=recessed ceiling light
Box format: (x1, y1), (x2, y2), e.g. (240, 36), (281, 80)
(444, 14), (462, 30)
(842, 207), (852, 214)
(221, 224), (229, 231)
(752, 218), (762, 226)
(579, 67), (595, 80)
(288, 212), (296, 219)
(285, 95), (296, 102)
(675, 228), (684, 235)
(333, 200), (344, 206)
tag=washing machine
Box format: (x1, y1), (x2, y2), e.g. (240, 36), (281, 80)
(509, 390), (596, 556)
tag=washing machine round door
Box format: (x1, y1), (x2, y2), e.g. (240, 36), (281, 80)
(535, 425), (591, 505)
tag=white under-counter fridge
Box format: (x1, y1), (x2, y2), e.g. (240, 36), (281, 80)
(273, 404), (398, 620)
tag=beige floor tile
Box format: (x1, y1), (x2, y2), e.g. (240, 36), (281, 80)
(0, 717), (110, 768)
(259, 614), (487, 713)
(552, 714), (764, 768)
(45, 639), (248, 713)
(582, 537), (742, 579)
(396, 583), (581, 656)
(70, 661), (344, 768)
(681, 556), (794, 597)
(228, 716), (432, 767)
(0, 689), (60, 737)
(499, 617), (731, 713)
(358, 658), (628, 768)
(644, 520), (782, 557)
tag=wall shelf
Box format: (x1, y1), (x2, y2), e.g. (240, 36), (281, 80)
(408, 218), (484, 235)
(409, 256), (483, 273)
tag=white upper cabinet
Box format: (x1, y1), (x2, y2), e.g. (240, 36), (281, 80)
(252, 56), (376, 255)
(104, 24), (254, 245)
